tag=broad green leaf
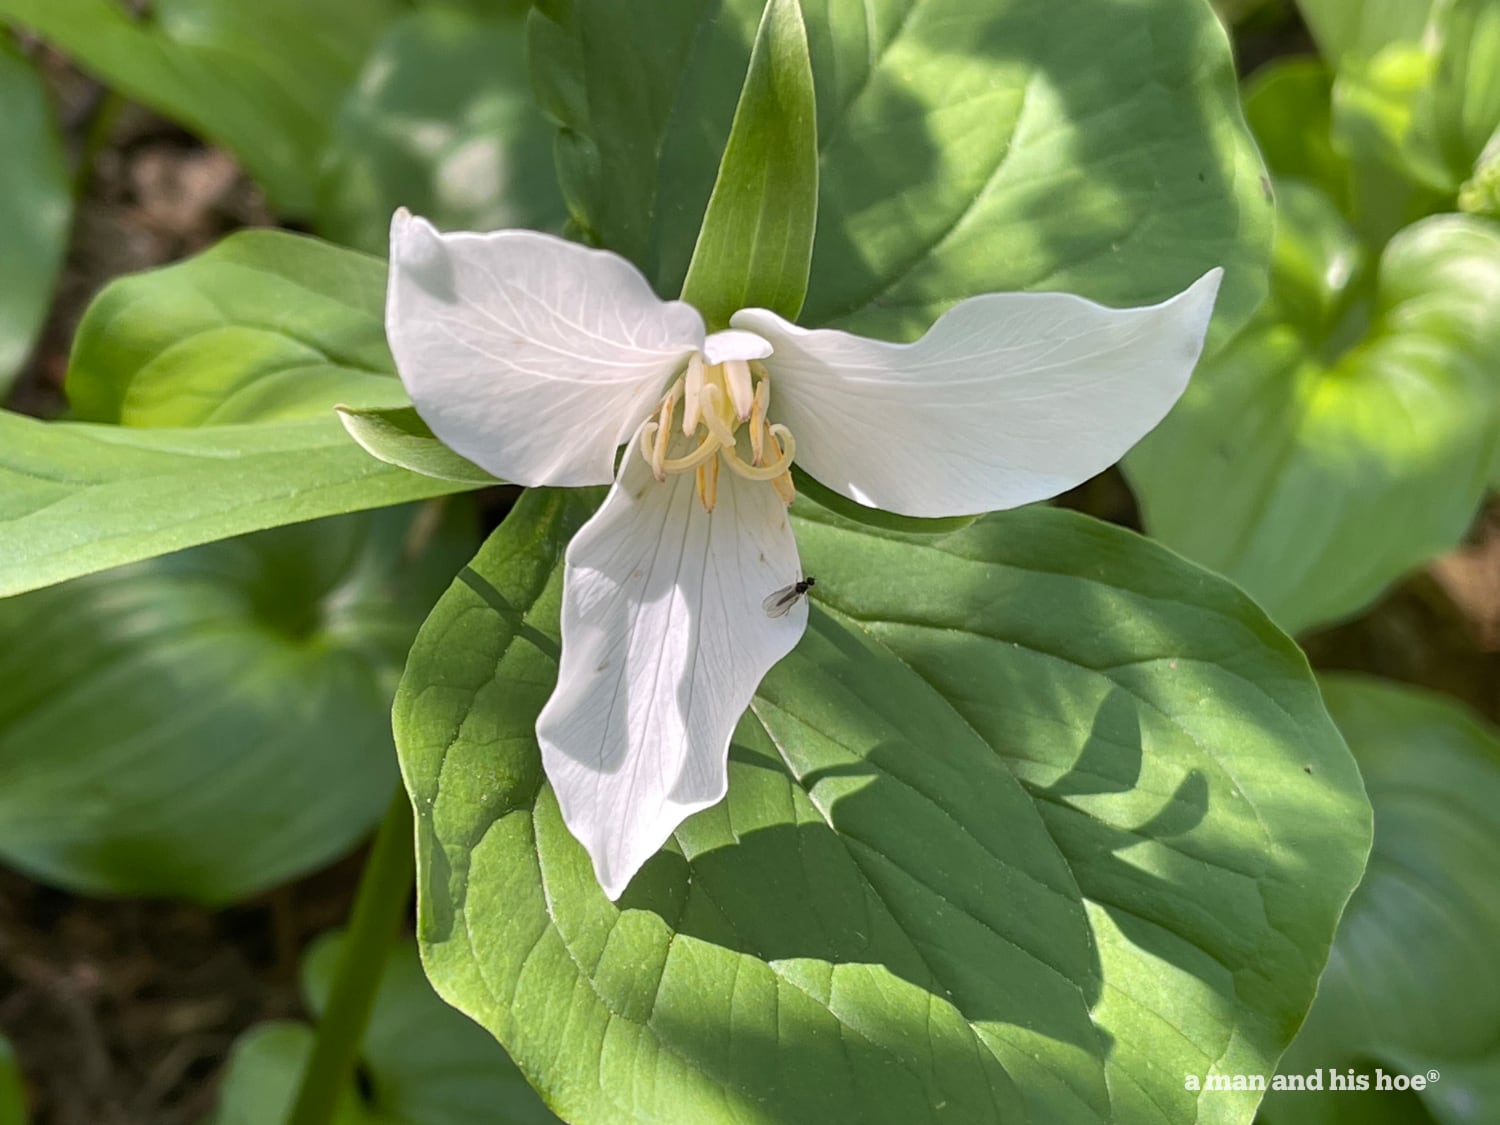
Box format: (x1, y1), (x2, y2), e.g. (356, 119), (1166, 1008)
(1262, 676), (1500, 1125)
(0, 505), (472, 903)
(0, 42), (71, 397)
(317, 7), (567, 255)
(530, 0), (1270, 343)
(1294, 0), (1437, 65)
(213, 935), (557, 1125)
(337, 406), (500, 485)
(396, 490), (1368, 1123)
(0, 410), (479, 599)
(1128, 186), (1500, 634)
(0, 1037), (24, 1125)
(679, 0), (817, 329)
(0, 0), (398, 216)
(66, 231), (401, 426)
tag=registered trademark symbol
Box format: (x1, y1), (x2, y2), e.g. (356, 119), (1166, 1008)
(1428, 1070), (1441, 1083)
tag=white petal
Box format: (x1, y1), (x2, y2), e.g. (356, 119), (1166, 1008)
(733, 270), (1223, 517)
(537, 447), (805, 899)
(387, 210), (705, 487)
(702, 328), (773, 365)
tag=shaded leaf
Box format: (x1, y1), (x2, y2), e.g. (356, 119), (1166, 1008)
(0, 41), (71, 397)
(0, 505), (472, 902)
(1263, 676), (1500, 1125)
(317, 7), (566, 254)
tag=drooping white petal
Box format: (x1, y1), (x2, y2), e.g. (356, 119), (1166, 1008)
(387, 210), (705, 487)
(537, 445), (805, 900)
(733, 270), (1223, 517)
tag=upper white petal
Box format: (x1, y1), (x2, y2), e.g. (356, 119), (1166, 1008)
(537, 445), (805, 900)
(733, 270), (1223, 517)
(386, 210), (705, 487)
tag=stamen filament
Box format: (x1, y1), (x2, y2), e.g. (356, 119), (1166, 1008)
(660, 434), (722, 473)
(718, 424), (795, 481)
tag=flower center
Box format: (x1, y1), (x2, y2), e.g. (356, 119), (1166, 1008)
(637, 356), (796, 512)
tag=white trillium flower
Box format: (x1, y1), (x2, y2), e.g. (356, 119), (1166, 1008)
(385, 208), (1223, 899)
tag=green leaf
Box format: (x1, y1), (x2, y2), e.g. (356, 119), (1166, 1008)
(0, 410), (480, 599)
(0, 1037), (25, 1125)
(0, 505), (472, 903)
(1262, 675), (1500, 1125)
(530, 0), (1270, 343)
(337, 406), (501, 485)
(1128, 186), (1500, 634)
(0, 0), (398, 216)
(1429, 0), (1500, 180)
(65, 230), (401, 426)
(1294, 0), (1437, 65)
(0, 41), (71, 397)
(395, 491), (1369, 1123)
(679, 0), (818, 329)
(213, 1024), (375, 1125)
(1243, 59), (1350, 209)
(316, 7), (567, 255)
(213, 935), (558, 1125)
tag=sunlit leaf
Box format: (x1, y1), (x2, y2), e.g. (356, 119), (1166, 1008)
(394, 491), (1369, 1123)
(0, 410), (478, 598)
(530, 0), (1270, 344)
(1129, 185), (1500, 634)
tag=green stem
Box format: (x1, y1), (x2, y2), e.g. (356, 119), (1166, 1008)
(285, 787), (415, 1125)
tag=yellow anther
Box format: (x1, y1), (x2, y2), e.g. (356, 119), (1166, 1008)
(772, 470), (796, 505)
(696, 455), (719, 511)
(750, 377), (769, 464)
(682, 355), (704, 435)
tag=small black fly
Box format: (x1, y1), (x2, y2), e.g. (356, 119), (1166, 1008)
(762, 576), (816, 618)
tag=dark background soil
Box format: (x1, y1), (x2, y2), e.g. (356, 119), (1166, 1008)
(2, 4), (1497, 1122)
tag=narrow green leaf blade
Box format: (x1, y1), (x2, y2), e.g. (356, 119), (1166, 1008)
(0, 41), (72, 396)
(0, 410), (479, 598)
(680, 0), (817, 328)
(395, 494), (1369, 1123)
(336, 405), (500, 485)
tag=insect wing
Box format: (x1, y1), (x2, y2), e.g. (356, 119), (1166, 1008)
(762, 583), (800, 618)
